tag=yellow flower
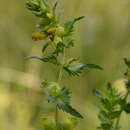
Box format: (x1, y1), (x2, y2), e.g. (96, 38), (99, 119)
(32, 32), (45, 41)
(47, 28), (56, 35)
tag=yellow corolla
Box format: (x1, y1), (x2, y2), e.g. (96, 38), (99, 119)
(47, 28), (56, 35)
(32, 32), (45, 41)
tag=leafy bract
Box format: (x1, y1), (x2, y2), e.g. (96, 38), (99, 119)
(48, 87), (83, 118)
(26, 0), (51, 18)
(63, 58), (86, 76)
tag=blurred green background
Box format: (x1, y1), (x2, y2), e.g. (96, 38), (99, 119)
(0, 0), (130, 129)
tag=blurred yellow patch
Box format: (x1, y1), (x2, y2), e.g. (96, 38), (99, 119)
(113, 78), (127, 96)
(0, 92), (10, 108)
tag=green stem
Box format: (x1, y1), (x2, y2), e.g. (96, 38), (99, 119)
(55, 49), (66, 130)
(114, 92), (129, 130)
(58, 49), (66, 82)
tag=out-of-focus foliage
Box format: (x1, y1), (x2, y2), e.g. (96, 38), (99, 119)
(94, 59), (130, 130)
(0, 0), (130, 130)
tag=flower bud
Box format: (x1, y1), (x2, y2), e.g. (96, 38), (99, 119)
(46, 13), (54, 19)
(39, 116), (56, 130)
(56, 26), (65, 37)
(42, 81), (61, 96)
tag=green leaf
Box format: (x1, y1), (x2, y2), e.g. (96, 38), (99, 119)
(63, 58), (86, 76)
(124, 103), (130, 113)
(48, 87), (83, 118)
(64, 16), (85, 36)
(42, 42), (49, 53)
(25, 56), (44, 61)
(25, 55), (59, 65)
(86, 64), (103, 70)
(42, 55), (60, 65)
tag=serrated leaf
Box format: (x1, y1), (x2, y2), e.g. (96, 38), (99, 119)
(58, 104), (83, 119)
(64, 16), (85, 36)
(63, 58), (86, 76)
(48, 87), (83, 118)
(86, 64), (103, 70)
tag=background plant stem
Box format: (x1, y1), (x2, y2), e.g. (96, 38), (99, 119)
(114, 91), (129, 130)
